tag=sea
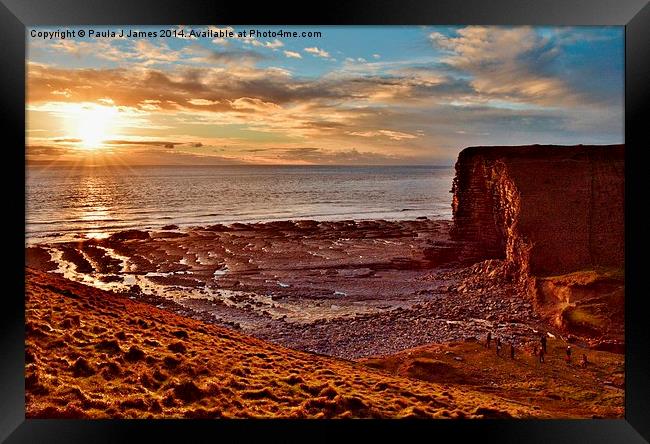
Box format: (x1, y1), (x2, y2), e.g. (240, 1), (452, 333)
(26, 165), (455, 244)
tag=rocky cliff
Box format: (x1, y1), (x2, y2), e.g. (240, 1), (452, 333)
(451, 145), (624, 348)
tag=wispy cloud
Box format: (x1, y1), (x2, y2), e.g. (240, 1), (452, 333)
(284, 50), (302, 59)
(348, 130), (419, 141)
(304, 47), (330, 58)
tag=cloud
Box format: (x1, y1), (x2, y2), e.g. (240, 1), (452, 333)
(208, 49), (268, 65)
(270, 147), (413, 165)
(133, 40), (182, 65)
(51, 89), (72, 97)
(36, 34), (209, 67)
(241, 37), (284, 50)
(188, 98), (220, 106)
(345, 57), (368, 63)
(51, 137), (82, 143)
(265, 39), (284, 49)
(208, 26), (235, 45)
(26, 139), (217, 165)
(429, 26), (578, 106)
(284, 50), (302, 59)
(104, 139), (180, 148)
(348, 130), (419, 141)
(230, 97), (281, 112)
(45, 39), (136, 61)
(27, 145), (71, 156)
(28, 64), (397, 112)
(119, 149), (246, 165)
(304, 47), (330, 58)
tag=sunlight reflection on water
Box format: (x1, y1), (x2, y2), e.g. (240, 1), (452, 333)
(27, 165), (454, 244)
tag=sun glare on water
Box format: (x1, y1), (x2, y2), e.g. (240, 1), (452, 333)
(72, 105), (119, 149)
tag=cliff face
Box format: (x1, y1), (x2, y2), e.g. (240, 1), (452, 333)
(451, 145), (624, 346)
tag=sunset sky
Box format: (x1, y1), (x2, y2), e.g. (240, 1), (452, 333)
(26, 26), (624, 166)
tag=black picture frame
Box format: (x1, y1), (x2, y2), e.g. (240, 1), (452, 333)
(2, 0), (648, 442)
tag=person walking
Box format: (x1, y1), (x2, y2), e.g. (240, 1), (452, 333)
(486, 331), (492, 349)
(540, 334), (547, 354)
(579, 353), (588, 368)
(510, 342), (515, 359)
(566, 345), (572, 363)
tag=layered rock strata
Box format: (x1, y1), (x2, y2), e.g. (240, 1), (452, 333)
(451, 145), (624, 346)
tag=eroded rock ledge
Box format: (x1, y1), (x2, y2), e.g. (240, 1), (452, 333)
(451, 145), (624, 348)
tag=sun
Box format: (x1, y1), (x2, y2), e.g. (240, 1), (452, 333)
(73, 105), (118, 149)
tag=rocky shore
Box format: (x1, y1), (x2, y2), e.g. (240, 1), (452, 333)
(27, 218), (564, 360)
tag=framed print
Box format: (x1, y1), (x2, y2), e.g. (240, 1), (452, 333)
(1, 0), (649, 442)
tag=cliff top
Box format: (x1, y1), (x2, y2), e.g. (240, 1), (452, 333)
(457, 144), (624, 163)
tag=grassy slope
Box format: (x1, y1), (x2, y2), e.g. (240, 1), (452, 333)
(535, 268), (625, 342)
(362, 340), (624, 418)
(25, 269), (621, 419)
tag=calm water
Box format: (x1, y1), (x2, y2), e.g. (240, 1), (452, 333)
(26, 165), (454, 244)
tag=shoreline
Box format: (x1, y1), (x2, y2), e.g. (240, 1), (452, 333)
(26, 213), (453, 246)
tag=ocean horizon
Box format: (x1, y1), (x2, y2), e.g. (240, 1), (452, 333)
(26, 164), (455, 244)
